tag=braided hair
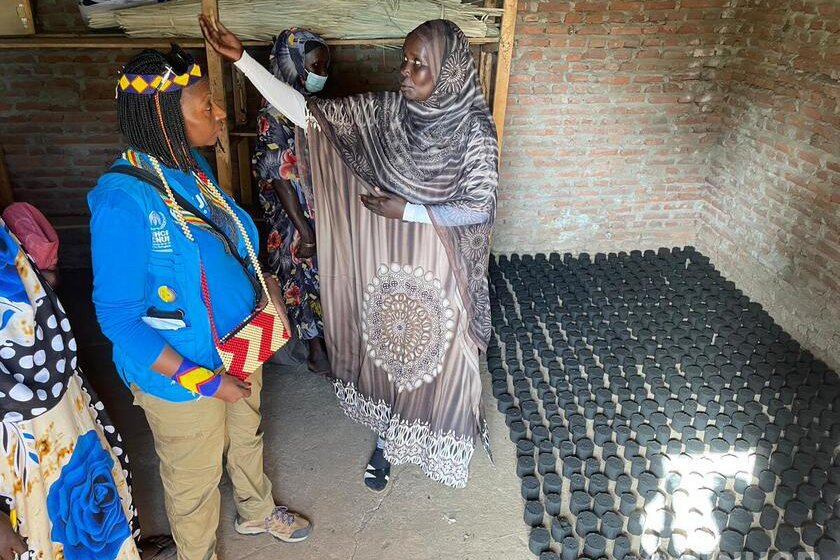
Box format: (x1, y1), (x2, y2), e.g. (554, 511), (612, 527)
(116, 49), (197, 171)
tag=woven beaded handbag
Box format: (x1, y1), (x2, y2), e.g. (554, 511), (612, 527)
(109, 156), (290, 379)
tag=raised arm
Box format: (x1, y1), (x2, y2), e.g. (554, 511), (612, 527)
(199, 15), (307, 128)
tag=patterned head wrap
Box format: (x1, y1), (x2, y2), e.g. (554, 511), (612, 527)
(270, 28), (330, 94)
(2, 203), (59, 271)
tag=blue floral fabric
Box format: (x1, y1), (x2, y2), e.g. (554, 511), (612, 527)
(46, 430), (131, 560)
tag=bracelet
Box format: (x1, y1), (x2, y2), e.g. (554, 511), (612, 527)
(172, 358), (221, 397)
(300, 240), (316, 248)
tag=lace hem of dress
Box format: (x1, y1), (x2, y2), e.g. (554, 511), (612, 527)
(333, 379), (491, 488)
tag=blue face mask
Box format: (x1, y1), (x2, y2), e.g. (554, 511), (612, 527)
(305, 72), (327, 93)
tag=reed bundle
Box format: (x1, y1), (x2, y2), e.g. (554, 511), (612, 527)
(88, 0), (502, 40)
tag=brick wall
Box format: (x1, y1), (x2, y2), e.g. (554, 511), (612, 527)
(697, 0), (840, 372)
(0, 1), (403, 266)
(493, 0), (731, 254)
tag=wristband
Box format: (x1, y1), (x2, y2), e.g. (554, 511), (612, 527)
(172, 358), (221, 397)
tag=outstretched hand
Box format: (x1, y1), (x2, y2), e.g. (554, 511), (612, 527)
(361, 187), (407, 220)
(198, 14), (244, 62)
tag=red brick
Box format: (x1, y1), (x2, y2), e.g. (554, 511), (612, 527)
(575, 2), (609, 11)
(609, 1), (643, 9)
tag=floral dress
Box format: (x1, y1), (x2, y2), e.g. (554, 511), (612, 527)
(0, 222), (139, 560)
(254, 106), (323, 341)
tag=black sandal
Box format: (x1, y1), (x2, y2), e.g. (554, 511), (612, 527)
(364, 447), (391, 492)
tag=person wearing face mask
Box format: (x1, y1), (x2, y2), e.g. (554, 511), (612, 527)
(254, 29), (331, 375)
(200, 17), (498, 492)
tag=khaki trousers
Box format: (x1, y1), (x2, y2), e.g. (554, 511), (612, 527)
(133, 367), (275, 560)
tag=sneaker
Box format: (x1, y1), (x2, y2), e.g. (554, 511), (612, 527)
(234, 505), (312, 543)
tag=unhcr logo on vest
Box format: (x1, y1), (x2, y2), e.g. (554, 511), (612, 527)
(148, 210), (172, 252)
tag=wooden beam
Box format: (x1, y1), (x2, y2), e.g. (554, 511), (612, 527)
(0, 34), (500, 49)
(201, 0), (233, 195)
(492, 0), (517, 154)
(0, 146), (13, 209)
(232, 66), (248, 125)
(237, 138), (253, 206)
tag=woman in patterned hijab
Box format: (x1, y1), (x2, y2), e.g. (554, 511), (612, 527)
(201, 17), (498, 490)
(253, 28), (331, 375)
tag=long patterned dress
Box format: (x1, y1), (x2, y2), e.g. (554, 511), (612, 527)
(254, 106), (324, 341)
(0, 222), (140, 560)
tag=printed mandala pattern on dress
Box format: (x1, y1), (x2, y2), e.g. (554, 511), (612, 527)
(362, 264), (454, 392)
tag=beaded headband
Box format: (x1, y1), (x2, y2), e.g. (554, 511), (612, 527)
(118, 63), (203, 94)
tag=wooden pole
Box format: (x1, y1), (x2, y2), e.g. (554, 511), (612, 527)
(0, 146), (13, 209)
(232, 66), (254, 205)
(237, 138), (253, 206)
(201, 0), (233, 194)
(492, 0), (517, 154)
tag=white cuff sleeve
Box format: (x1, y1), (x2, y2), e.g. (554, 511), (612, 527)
(402, 202), (432, 224)
(234, 51), (308, 129)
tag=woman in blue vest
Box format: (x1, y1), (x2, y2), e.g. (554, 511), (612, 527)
(88, 46), (312, 560)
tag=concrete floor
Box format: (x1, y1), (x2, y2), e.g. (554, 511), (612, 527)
(61, 270), (530, 560)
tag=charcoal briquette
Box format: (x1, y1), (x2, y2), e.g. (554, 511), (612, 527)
(524, 500), (544, 526)
(497, 393), (514, 412)
(685, 438), (705, 455)
(539, 439), (554, 455)
(593, 492), (614, 516)
(602, 441), (618, 459)
(545, 492), (563, 516)
(562, 456), (582, 477)
(575, 510), (599, 538)
(774, 485), (794, 508)
(551, 515), (572, 541)
(802, 522), (822, 547)
(728, 506), (753, 534)
(583, 533), (607, 557)
(605, 456), (624, 480)
(571, 490), (592, 515)
(529, 527), (550, 555)
(616, 474), (633, 494)
(584, 457), (600, 477)
(521, 475), (541, 500)
(613, 534), (632, 559)
(775, 523), (801, 550)
(816, 536), (840, 559)
(538, 453), (556, 475)
(610, 428), (631, 450)
(759, 504), (779, 530)
(742, 485), (766, 512)
(570, 473), (586, 492)
(717, 490), (736, 513)
(628, 510), (645, 536)
(577, 438), (594, 460)
(557, 439), (575, 459)
(560, 536), (579, 560)
(516, 439), (535, 458)
(784, 499), (809, 527)
(516, 451), (538, 479)
(745, 528), (771, 554)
